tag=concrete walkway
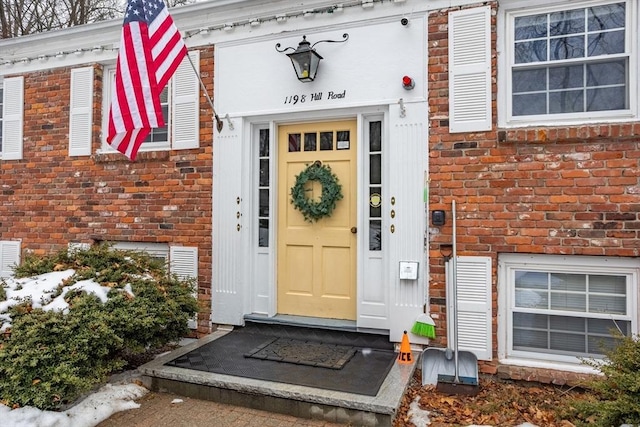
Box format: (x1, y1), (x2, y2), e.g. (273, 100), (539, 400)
(96, 390), (344, 427)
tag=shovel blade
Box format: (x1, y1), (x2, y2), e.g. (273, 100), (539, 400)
(436, 374), (480, 396)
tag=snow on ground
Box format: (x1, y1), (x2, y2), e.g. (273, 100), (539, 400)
(0, 383), (148, 427)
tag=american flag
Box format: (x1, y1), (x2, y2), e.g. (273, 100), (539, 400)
(107, 0), (187, 161)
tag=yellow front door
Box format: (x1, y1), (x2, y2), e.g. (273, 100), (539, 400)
(277, 120), (357, 320)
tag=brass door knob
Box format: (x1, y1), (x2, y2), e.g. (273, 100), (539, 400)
(350, 227), (357, 234)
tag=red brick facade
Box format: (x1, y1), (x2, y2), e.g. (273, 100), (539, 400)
(0, 48), (216, 335)
(427, 3), (640, 377)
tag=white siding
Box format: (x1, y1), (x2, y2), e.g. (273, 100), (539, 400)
(387, 101), (429, 344)
(212, 121), (245, 325)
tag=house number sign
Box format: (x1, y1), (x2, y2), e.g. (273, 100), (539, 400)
(283, 90), (347, 105)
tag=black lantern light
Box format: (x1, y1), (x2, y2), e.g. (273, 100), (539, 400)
(276, 33), (349, 82)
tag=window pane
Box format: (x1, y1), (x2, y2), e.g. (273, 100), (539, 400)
(320, 132), (333, 150)
(369, 121), (382, 151)
(336, 131), (350, 150)
(586, 60), (626, 86)
(259, 159), (269, 186)
(515, 271), (548, 289)
(515, 14), (547, 40)
(513, 93), (547, 116)
(288, 133), (301, 152)
(550, 36), (585, 60)
(513, 69), (547, 92)
(587, 85), (626, 111)
(590, 295), (626, 314)
(550, 315), (584, 332)
(588, 335), (618, 354)
(588, 3), (625, 31)
(370, 154), (382, 185)
(551, 293), (586, 311)
(550, 273), (585, 292)
(258, 219), (269, 248)
(549, 9), (585, 36)
(549, 90), (584, 113)
(515, 289), (547, 308)
(550, 332), (585, 352)
(514, 312), (548, 329)
(304, 133), (317, 151)
(588, 318), (629, 335)
(549, 65), (584, 89)
(590, 275), (626, 294)
(515, 40), (547, 63)
(369, 220), (382, 251)
(259, 189), (269, 217)
(259, 129), (269, 157)
(513, 329), (548, 350)
(588, 30), (625, 56)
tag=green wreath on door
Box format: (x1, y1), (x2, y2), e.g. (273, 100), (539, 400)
(290, 161), (343, 222)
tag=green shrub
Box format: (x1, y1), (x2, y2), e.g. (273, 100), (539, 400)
(570, 334), (640, 426)
(0, 244), (198, 410)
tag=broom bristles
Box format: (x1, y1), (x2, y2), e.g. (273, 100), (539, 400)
(411, 314), (436, 339)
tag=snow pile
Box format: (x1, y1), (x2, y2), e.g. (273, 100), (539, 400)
(0, 383), (148, 427)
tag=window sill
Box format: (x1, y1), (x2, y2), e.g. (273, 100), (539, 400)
(94, 150), (171, 163)
(497, 121), (640, 144)
(498, 357), (599, 375)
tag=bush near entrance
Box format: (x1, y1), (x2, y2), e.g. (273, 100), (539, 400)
(0, 244), (198, 410)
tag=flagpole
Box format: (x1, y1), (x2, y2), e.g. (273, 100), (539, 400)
(186, 53), (224, 132)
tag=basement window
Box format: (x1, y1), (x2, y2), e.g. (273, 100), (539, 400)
(499, 254), (638, 365)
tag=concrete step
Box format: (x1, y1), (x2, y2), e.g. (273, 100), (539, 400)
(138, 328), (417, 426)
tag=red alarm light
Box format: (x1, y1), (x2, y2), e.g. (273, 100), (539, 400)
(402, 75), (415, 90)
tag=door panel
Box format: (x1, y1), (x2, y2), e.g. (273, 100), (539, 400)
(277, 120), (357, 320)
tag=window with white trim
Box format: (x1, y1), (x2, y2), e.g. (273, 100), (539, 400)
(103, 68), (171, 152)
(499, 254), (639, 365)
(504, 1), (636, 124)
(101, 50), (200, 155)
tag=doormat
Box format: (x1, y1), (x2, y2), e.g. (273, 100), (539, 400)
(244, 337), (357, 369)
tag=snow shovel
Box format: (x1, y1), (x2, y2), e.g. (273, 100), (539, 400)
(422, 200), (479, 395)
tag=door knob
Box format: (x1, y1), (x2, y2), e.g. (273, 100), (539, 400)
(350, 227), (357, 234)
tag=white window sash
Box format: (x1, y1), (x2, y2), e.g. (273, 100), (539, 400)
(498, 0), (638, 127)
(498, 253), (639, 365)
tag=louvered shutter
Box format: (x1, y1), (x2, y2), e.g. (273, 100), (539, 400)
(69, 67), (94, 156)
(448, 6), (492, 133)
(171, 50), (200, 150)
(0, 240), (21, 278)
(447, 256), (492, 361)
(2, 77), (24, 160)
(170, 246), (199, 329)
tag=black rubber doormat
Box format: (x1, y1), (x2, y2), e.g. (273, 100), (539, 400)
(166, 324), (396, 396)
(244, 337), (357, 369)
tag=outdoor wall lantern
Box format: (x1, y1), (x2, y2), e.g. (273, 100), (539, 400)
(275, 33), (349, 82)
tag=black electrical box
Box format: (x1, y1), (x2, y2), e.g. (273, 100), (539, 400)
(432, 210), (445, 226)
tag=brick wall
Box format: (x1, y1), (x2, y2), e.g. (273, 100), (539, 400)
(0, 47), (216, 335)
(427, 3), (640, 378)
